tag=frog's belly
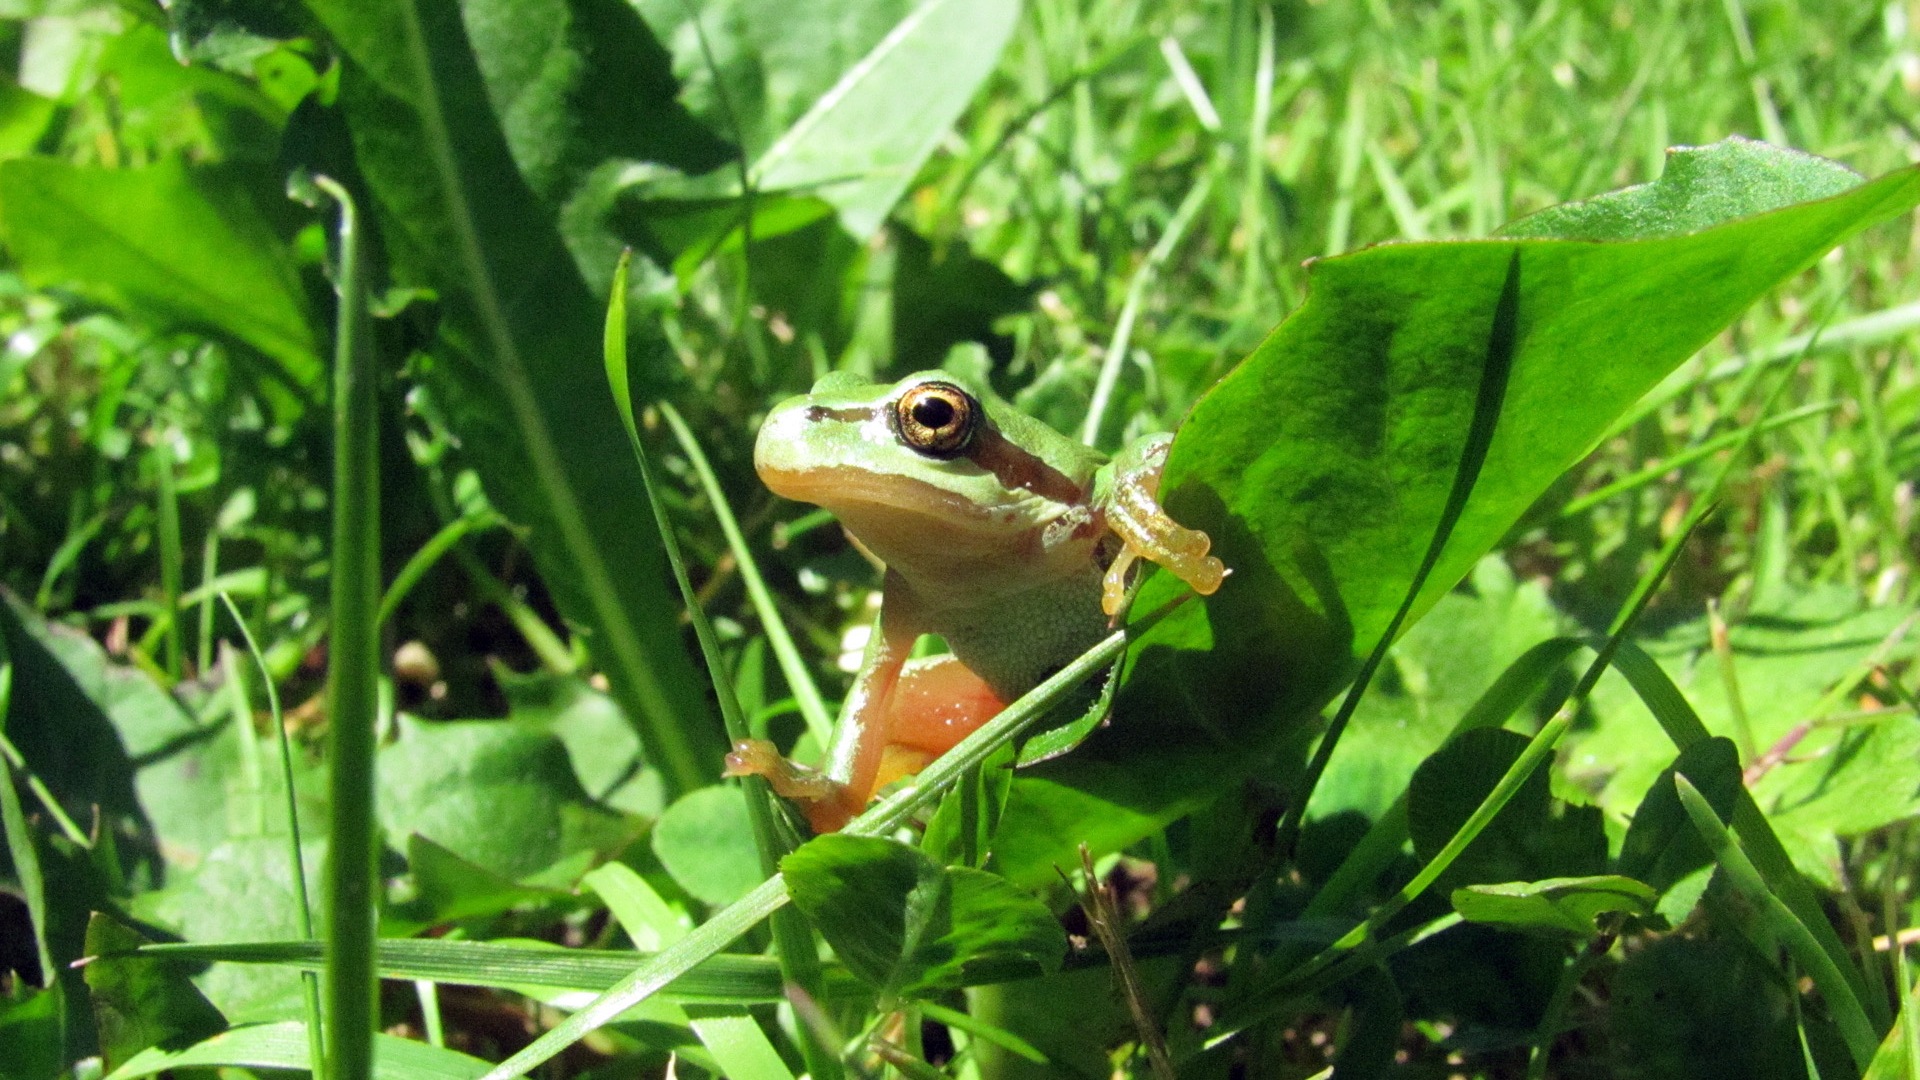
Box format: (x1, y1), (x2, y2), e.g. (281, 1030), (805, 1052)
(924, 569), (1110, 700)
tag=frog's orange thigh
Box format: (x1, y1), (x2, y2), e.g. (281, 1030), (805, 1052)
(884, 655), (1006, 755)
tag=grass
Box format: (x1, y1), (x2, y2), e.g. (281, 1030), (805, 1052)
(0, 0), (1917, 1078)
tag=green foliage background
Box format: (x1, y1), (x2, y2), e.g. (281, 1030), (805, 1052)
(1, 0), (1918, 1078)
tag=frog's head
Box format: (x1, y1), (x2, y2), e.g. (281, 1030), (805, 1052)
(754, 370), (1101, 569)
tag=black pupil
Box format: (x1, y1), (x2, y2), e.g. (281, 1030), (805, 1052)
(913, 395), (957, 430)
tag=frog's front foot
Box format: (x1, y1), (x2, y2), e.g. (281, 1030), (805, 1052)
(723, 739), (860, 833)
(1103, 436), (1228, 615)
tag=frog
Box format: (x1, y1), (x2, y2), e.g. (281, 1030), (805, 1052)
(724, 369), (1226, 833)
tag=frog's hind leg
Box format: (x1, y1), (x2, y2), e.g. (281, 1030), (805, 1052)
(872, 655), (1007, 792)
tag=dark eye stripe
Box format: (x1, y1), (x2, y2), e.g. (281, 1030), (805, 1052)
(804, 404), (877, 424)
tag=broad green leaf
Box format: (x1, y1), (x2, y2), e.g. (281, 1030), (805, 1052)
(1450, 875), (1656, 938)
(81, 914), (226, 1073)
(751, 0), (1021, 239)
(459, 0), (732, 288)
(0, 159), (320, 407)
(131, 836), (321, 1022)
(103, 1020), (490, 1080)
(1406, 729), (1606, 889)
(0, 594), (243, 877)
(996, 142), (1920, 879)
(651, 785), (763, 907)
(0, 83), (57, 160)
(377, 716), (632, 882)
(498, 667), (661, 815)
(1616, 738), (1742, 895)
(783, 834), (1063, 997)
(305, 0), (726, 798)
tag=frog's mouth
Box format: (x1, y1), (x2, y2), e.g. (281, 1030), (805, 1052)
(758, 466), (1014, 529)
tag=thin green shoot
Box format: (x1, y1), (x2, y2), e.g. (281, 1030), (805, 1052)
(1708, 598), (1759, 764)
(1326, 78), (1368, 256)
(219, 590), (322, 1070)
(377, 508), (506, 628)
(154, 439), (184, 679)
(34, 507), (106, 610)
(1561, 401), (1836, 517)
(656, 399), (833, 747)
(316, 171), (378, 1080)
(197, 529), (218, 675)
(0, 629), (56, 988)
(1235, 3), (1276, 313)
(448, 543), (576, 674)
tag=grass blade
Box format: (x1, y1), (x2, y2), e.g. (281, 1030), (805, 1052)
(221, 591), (324, 1073)
(656, 400), (833, 747)
(99, 937), (857, 1003)
(1675, 774), (1878, 1068)
(603, 251), (836, 1078)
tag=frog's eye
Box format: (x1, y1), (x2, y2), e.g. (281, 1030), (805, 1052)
(894, 381), (980, 458)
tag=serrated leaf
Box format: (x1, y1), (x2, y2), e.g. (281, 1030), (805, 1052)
(306, 0), (725, 797)
(1451, 875), (1656, 938)
(1502, 137), (1861, 241)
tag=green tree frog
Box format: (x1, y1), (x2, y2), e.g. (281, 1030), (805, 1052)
(725, 370), (1225, 832)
